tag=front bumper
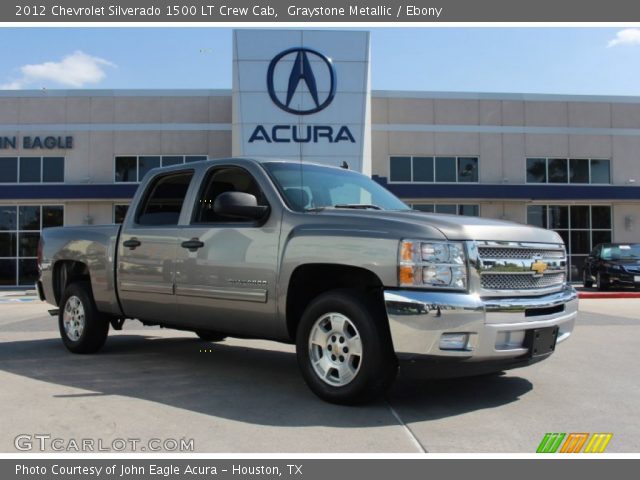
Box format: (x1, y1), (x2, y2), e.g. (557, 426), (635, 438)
(384, 285), (578, 362)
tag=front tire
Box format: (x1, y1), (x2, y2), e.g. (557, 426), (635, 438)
(59, 281), (109, 354)
(596, 272), (609, 291)
(583, 270), (593, 288)
(296, 290), (397, 405)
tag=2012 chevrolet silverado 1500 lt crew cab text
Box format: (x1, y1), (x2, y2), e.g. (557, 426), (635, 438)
(37, 158), (578, 404)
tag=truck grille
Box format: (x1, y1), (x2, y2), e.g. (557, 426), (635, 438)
(481, 272), (566, 290)
(478, 247), (565, 260)
(475, 242), (567, 293)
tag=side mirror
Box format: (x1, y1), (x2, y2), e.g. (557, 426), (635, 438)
(213, 191), (269, 220)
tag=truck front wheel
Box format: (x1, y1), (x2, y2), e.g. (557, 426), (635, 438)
(296, 290), (397, 405)
(58, 282), (110, 354)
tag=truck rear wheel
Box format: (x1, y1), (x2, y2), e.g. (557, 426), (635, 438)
(296, 290), (397, 405)
(58, 282), (109, 354)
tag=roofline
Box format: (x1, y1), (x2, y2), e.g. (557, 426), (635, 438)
(371, 90), (640, 104)
(0, 89), (232, 98)
(2, 88), (640, 104)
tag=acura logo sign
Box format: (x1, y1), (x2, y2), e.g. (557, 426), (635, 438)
(266, 47), (336, 115)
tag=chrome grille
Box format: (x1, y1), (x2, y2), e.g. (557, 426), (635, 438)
(478, 247), (565, 260)
(481, 272), (566, 290)
(475, 242), (567, 293)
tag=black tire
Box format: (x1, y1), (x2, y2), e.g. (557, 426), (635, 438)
(583, 270), (593, 288)
(195, 330), (227, 342)
(596, 272), (609, 291)
(296, 289), (397, 405)
(58, 281), (109, 354)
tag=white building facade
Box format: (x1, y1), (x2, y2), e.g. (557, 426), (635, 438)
(0, 29), (639, 286)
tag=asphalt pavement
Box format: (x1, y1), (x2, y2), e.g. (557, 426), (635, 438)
(0, 295), (638, 453)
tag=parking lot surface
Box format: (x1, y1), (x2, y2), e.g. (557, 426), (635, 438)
(1, 295), (638, 453)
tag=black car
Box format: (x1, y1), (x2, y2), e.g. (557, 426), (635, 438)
(583, 243), (640, 290)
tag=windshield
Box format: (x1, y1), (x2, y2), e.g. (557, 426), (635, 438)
(601, 244), (640, 260)
(263, 162), (410, 212)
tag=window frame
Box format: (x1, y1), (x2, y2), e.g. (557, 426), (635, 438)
(189, 164), (271, 227)
(525, 157), (611, 185)
(409, 202), (480, 217)
(389, 155), (479, 184)
(133, 170), (195, 227)
(114, 155), (208, 183)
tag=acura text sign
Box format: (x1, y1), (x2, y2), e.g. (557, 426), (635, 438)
(232, 29), (371, 174)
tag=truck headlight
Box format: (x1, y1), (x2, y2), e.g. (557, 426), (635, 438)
(399, 240), (467, 290)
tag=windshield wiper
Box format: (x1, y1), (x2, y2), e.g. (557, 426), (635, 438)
(333, 204), (382, 210)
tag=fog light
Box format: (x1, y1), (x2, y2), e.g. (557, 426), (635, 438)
(439, 333), (469, 350)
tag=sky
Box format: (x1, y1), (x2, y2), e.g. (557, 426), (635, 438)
(0, 27), (639, 95)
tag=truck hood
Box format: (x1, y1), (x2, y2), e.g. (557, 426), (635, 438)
(313, 209), (564, 244)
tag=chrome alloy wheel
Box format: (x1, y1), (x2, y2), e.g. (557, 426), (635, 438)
(308, 312), (363, 386)
(63, 295), (85, 342)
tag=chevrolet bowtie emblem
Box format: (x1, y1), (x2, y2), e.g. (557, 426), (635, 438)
(531, 260), (548, 275)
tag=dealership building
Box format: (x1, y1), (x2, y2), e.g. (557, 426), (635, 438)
(1, 29), (639, 286)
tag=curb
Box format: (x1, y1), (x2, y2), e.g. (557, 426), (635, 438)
(578, 291), (640, 299)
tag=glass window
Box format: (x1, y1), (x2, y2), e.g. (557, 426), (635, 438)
(0, 259), (16, 286)
(592, 231), (611, 248)
(412, 157), (433, 182)
(591, 206), (611, 230)
(42, 157), (64, 182)
(412, 204), (435, 212)
(115, 156), (137, 183)
(114, 205), (129, 224)
(194, 167), (267, 223)
(590, 159), (610, 184)
(548, 206), (569, 229)
(435, 204), (457, 215)
(459, 204), (479, 216)
(569, 159), (589, 183)
(0, 157), (17, 183)
(185, 156), (207, 163)
(0, 206), (17, 230)
(42, 206), (64, 229)
(555, 230), (569, 248)
(389, 156), (411, 182)
(161, 156), (183, 167)
(19, 206), (40, 231)
(137, 172), (193, 226)
(435, 157), (456, 182)
(547, 158), (568, 183)
(138, 156), (161, 181)
(526, 158), (546, 183)
(18, 232), (39, 257)
(527, 205), (547, 228)
(19, 157), (41, 183)
(570, 206), (590, 229)
(457, 157), (478, 183)
(0, 232), (16, 257)
(18, 259), (38, 285)
(570, 231), (590, 254)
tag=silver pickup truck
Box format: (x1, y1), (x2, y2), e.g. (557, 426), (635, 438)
(37, 158), (578, 404)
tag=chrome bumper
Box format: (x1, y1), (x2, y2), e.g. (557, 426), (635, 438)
(384, 285), (578, 361)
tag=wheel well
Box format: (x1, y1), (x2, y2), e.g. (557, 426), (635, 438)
(53, 260), (90, 306)
(286, 264), (385, 339)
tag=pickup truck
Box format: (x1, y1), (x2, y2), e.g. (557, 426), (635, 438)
(37, 158), (578, 404)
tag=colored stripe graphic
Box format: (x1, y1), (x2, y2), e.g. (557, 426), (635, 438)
(584, 433), (613, 453)
(536, 433), (566, 453)
(560, 433), (589, 453)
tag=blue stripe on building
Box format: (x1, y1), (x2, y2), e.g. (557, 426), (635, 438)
(0, 184), (139, 200)
(373, 176), (640, 201)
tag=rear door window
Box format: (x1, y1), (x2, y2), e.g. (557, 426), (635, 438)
(136, 172), (193, 226)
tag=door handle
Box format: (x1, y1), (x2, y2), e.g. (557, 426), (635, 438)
(181, 239), (205, 252)
(123, 238), (141, 249)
